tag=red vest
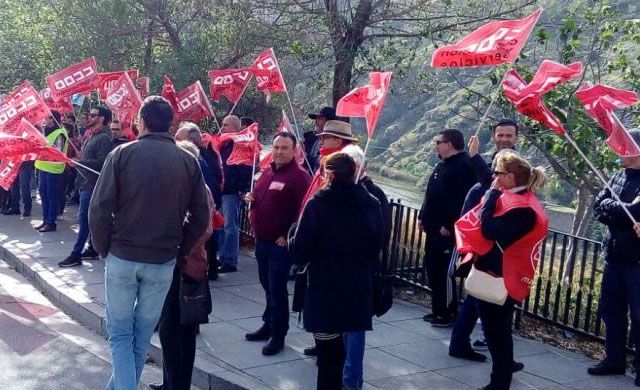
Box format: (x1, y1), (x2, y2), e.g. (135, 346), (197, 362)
(454, 191), (548, 302)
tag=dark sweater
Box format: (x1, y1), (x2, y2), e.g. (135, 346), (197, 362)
(594, 168), (640, 264)
(250, 159), (311, 242)
(89, 132), (209, 263)
(75, 126), (113, 190)
(474, 189), (537, 276)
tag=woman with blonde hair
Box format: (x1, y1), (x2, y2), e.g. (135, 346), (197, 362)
(455, 151), (548, 389)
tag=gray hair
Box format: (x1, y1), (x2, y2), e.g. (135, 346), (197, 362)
(176, 121), (202, 146)
(342, 144), (365, 168)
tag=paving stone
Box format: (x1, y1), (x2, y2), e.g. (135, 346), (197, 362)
(367, 370), (472, 389)
(365, 321), (432, 348)
(388, 317), (456, 340)
(210, 289), (265, 321)
(244, 358), (318, 390)
(362, 348), (427, 381)
(518, 351), (593, 384)
(204, 340), (305, 370)
(382, 340), (470, 371)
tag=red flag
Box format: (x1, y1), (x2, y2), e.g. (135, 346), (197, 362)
(1, 80), (33, 108)
(39, 88), (74, 113)
(502, 61), (583, 135)
(208, 68), (253, 103)
(45, 57), (99, 100)
(336, 71), (392, 137)
(0, 84), (52, 135)
(137, 76), (150, 98)
(252, 48), (287, 102)
(431, 10), (541, 68)
(0, 133), (41, 158)
(97, 70), (139, 100)
(259, 110), (305, 169)
(0, 157), (21, 190)
(220, 123), (261, 166)
(162, 76), (180, 111)
(106, 72), (143, 140)
(201, 132), (222, 152)
(576, 83), (640, 157)
(175, 81), (216, 123)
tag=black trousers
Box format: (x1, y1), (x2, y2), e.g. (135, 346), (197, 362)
(158, 271), (199, 390)
(314, 334), (345, 390)
(478, 298), (516, 390)
(424, 235), (457, 318)
(207, 233), (219, 280)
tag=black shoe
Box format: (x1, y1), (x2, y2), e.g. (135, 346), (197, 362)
(80, 247), (99, 259)
(58, 253), (82, 267)
(303, 346), (317, 356)
(34, 222), (46, 230)
(218, 264), (237, 273)
(635, 374), (640, 387)
(512, 361), (524, 373)
(148, 384), (163, 390)
(262, 338), (285, 356)
(38, 224), (57, 232)
(473, 339), (489, 350)
(22, 210), (31, 217)
(2, 208), (20, 215)
(431, 317), (454, 328)
(423, 313), (438, 322)
(449, 349), (487, 362)
(587, 360), (625, 376)
(208, 272), (219, 281)
(245, 324), (271, 342)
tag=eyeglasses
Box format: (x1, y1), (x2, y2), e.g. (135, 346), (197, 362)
(493, 170), (509, 175)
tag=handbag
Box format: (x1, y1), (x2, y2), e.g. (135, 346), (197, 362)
(211, 209), (225, 230)
(179, 276), (212, 325)
(372, 272), (394, 317)
(291, 264), (308, 313)
(464, 265), (508, 305)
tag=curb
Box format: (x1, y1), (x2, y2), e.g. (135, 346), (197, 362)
(0, 242), (272, 390)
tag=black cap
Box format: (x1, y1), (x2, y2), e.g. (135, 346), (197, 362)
(308, 106), (336, 120)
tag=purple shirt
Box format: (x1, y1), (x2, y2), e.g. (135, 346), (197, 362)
(251, 159), (311, 242)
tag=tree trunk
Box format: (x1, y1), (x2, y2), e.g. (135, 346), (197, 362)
(563, 186), (596, 280)
(332, 50), (355, 107)
(143, 20), (154, 78)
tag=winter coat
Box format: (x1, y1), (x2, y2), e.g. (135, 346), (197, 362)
(290, 181), (383, 333)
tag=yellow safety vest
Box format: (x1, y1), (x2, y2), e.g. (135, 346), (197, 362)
(35, 127), (69, 174)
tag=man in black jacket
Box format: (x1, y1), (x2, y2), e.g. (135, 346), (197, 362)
(418, 129), (476, 327)
(89, 96), (209, 390)
(59, 106), (113, 267)
(588, 130), (640, 387)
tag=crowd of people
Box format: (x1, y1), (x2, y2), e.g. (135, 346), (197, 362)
(3, 96), (640, 390)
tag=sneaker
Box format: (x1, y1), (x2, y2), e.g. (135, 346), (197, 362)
(473, 339), (489, 350)
(587, 360), (625, 376)
(449, 348), (487, 362)
(58, 253), (82, 267)
(431, 317), (454, 328)
(245, 324), (271, 342)
(80, 247), (99, 259)
(262, 337), (285, 356)
(303, 345), (317, 356)
(218, 264), (238, 273)
(422, 313), (438, 322)
(148, 384), (163, 390)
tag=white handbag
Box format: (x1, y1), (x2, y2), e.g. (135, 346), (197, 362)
(464, 265), (508, 306)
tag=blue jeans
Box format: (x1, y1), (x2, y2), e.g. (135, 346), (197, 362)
(39, 171), (62, 225)
(72, 189), (92, 254)
(600, 261), (640, 369)
(219, 194), (240, 267)
(343, 332), (365, 388)
(104, 253), (176, 390)
(449, 294), (481, 353)
(8, 161), (33, 212)
(255, 240), (291, 338)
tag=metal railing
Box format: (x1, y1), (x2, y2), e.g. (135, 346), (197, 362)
(387, 199), (607, 343)
(238, 197), (609, 343)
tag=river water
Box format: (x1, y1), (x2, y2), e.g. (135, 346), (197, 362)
(369, 173), (423, 209)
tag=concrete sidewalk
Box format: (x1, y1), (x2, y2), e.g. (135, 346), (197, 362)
(0, 203), (636, 389)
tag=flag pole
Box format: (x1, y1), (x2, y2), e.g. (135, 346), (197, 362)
(355, 136), (372, 184)
(284, 91), (313, 173)
(228, 78), (252, 117)
(50, 113), (81, 156)
(247, 150), (259, 210)
(72, 160), (101, 176)
(563, 131), (637, 224)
